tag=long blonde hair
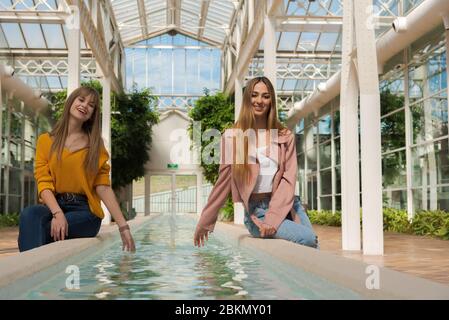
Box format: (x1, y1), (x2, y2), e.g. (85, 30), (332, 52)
(232, 76), (286, 185)
(50, 86), (103, 176)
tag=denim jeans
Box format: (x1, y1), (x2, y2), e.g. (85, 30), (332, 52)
(244, 195), (319, 248)
(18, 196), (101, 252)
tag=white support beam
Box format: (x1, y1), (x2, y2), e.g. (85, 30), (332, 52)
(167, 0), (181, 28)
(124, 27), (171, 46)
(353, 0), (383, 256)
(0, 48), (92, 57)
(225, 0), (283, 94)
(234, 74), (245, 225)
(137, 0), (149, 38)
(65, 0), (122, 93)
(197, 0), (210, 40)
(0, 11), (67, 24)
(340, 0), (361, 251)
(176, 28), (221, 47)
(248, 0), (254, 29)
(174, 0), (181, 27)
(67, 5), (80, 95)
(101, 76), (112, 225)
(277, 16), (342, 33)
(264, 12), (277, 89)
(145, 173), (151, 216)
(256, 52), (342, 59)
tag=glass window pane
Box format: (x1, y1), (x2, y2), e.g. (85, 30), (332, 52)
(383, 190), (407, 210)
(381, 110), (405, 153)
(335, 195), (341, 211)
(318, 114), (331, 143)
(412, 139), (449, 187)
(320, 169), (332, 195)
(320, 196), (332, 210)
(380, 87), (404, 116)
(319, 141), (331, 169)
(382, 150), (406, 189)
(174, 49), (186, 94)
(1, 23), (26, 47)
(333, 110), (340, 136)
(335, 137), (340, 165)
(413, 186), (449, 211)
(411, 96), (448, 144)
(21, 24), (46, 48)
(335, 165), (341, 194)
(41, 24), (65, 49)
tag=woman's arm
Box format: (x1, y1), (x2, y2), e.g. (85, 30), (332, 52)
(96, 185), (136, 252)
(34, 134), (68, 240)
(95, 185), (128, 228)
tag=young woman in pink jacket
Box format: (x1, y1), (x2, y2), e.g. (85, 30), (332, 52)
(194, 76), (318, 248)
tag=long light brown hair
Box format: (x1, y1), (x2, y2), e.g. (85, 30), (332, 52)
(231, 76), (286, 185)
(50, 86), (103, 176)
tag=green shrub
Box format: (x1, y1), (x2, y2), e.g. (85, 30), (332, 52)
(308, 207), (449, 240)
(411, 210), (449, 239)
(382, 208), (411, 233)
(308, 210), (341, 226)
(219, 197), (234, 222)
(0, 213), (20, 228)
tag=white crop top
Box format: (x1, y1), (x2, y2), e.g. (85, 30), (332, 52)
(252, 146), (278, 194)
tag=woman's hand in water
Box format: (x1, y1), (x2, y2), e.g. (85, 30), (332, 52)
(119, 226), (136, 252)
(194, 226), (209, 247)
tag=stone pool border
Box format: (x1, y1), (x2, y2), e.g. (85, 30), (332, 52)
(1, 213), (449, 299)
(209, 217), (449, 300)
(0, 215), (155, 290)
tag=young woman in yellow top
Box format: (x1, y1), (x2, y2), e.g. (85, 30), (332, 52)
(18, 86), (136, 252)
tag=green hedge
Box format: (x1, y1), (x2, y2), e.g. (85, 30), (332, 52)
(0, 213), (20, 228)
(308, 208), (449, 240)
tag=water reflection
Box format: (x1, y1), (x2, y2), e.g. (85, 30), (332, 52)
(22, 215), (361, 300)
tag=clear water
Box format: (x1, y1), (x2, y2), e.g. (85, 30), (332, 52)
(18, 215), (361, 300)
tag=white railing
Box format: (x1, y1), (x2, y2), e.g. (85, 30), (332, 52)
(133, 184), (212, 214)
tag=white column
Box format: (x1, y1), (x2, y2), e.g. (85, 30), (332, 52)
(227, 48), (233, 81)
(419, 59), (437, 210)
(316, 124), (321, 212)
(171, 172), (176, 216)
(404, 49), (414, 220)
(127, 182), (133, 215)
(264, 12), (277, 89)
(144, 173), (151, 216)
(340, 0), (361, 251)
(0, 77), (3, 198)
(354, 0), (383, 255)
(101, 76), (112, 225)
(446, 21), (449, 114)
(196, 170), (203, 215)
(234, 75), (245, 225)
(67, 5), (80, 95)
(20, 102), (25, 211)
(248, 0), (255, 30)
(235, 14), (242, 57)
(4, 95), (11, 214)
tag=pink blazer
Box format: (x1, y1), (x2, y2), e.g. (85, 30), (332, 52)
(197, 128), (298, 232)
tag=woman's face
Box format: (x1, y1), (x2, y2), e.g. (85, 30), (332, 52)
(251, 81), (271, 119)
(69, 94), (96, 123)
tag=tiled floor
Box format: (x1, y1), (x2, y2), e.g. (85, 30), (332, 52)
(0, 227), (19, 259)
(1, 224), (449, 285)
(314, 225), (449, 285)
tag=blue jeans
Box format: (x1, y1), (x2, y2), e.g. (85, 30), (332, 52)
(18, 196), (102, 252)
(244, 195), (319, 248)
